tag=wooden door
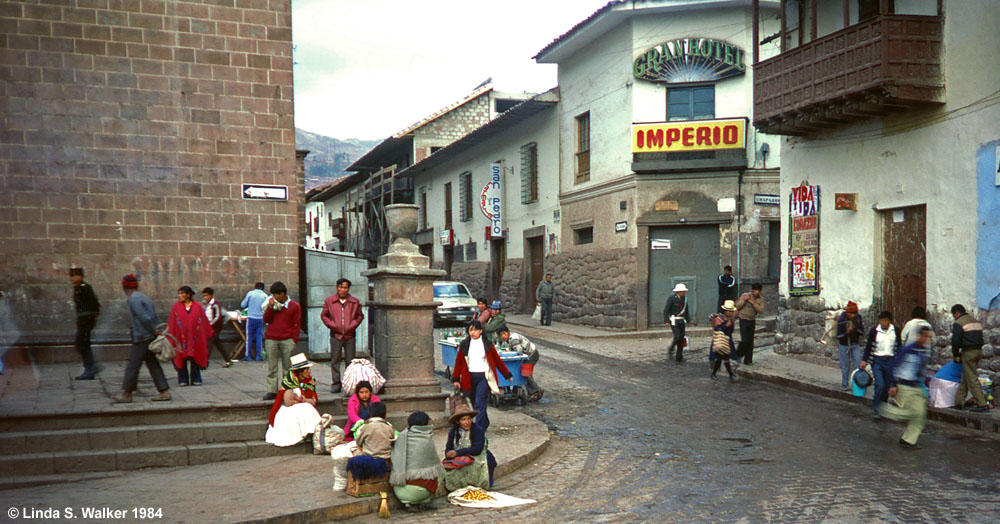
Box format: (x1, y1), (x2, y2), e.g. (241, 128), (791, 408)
(881, 205), (926, 325)
(527, 236), (544, 310)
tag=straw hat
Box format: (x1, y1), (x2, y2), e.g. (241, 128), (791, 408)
(721, 300), (737, 311)
(448, 404), (479, 425)
(289, 353), (313, 370)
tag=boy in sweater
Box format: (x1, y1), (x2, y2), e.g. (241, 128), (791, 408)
(262, 281), (301, 401)
(355, 402), (395, 460)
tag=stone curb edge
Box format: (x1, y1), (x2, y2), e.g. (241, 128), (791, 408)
(233, 417), (552, 524)
(735, 368), (1000, 435)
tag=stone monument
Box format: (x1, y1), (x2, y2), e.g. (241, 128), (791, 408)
(362, 204), (448, 417)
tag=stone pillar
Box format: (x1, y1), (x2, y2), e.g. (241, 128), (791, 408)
(362, 205), (448, 412)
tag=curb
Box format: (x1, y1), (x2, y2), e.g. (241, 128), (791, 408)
(735, 367), (1000, 435)
(234, 415), (552, 524)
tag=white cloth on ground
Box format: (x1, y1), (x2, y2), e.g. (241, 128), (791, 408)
(447, 486), (536, 508)
(265, 402), (321, 447)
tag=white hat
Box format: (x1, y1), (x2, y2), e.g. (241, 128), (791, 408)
(289, 353), (313, 370)
(673, 283), (688, 293)
(721, 300), (737, 311)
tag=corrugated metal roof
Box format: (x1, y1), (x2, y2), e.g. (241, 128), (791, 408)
(533, 0), (625, 61)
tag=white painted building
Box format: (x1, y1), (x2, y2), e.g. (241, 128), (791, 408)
(304, 177), (355, 251)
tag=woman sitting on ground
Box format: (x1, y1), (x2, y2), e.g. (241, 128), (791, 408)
(390, 411), (442, 512)
(344, 380), (380, 441)
(265, 353), (321, 447)
(442, 405), (496, 491)
(709, 300), (738, 382)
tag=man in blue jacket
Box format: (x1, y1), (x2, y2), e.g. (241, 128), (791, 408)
(879, 326), (933, 449)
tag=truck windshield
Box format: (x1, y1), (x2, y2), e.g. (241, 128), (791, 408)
(434, 284), (471, 298)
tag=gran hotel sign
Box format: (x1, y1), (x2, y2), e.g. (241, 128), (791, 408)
(633, 38), (745, 84)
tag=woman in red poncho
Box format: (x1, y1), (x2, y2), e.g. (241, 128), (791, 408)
(168, 286), (210, 386)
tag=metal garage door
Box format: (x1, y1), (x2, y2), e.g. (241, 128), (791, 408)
(648, 225), (720, 327)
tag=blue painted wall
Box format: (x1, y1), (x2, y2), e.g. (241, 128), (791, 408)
(977, 140), (1000, 310)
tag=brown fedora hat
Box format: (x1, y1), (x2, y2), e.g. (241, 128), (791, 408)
(448, 404), (479, 426)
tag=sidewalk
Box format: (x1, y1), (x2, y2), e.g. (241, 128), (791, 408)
(0, 409), (549, 524)
(505, 316), (1000, 436)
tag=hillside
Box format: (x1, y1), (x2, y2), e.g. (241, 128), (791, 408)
(295, 128), (380, 189)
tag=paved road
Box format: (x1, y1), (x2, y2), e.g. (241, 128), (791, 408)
(351, 328), (1000, 523)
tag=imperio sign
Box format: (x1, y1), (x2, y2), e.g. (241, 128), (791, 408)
(479, 163), (503, 237)
(632, 119), (746, 153)
(634, 38), (745, 84)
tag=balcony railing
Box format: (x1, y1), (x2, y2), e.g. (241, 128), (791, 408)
(753, 14), (944, 136)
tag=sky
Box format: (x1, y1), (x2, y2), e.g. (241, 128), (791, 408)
(291, 0), (611, 141)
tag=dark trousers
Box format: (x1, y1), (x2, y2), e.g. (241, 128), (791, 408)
(122, 339), (169, 393)
(539, 298), (553, 326)
(330, 335), (357, 389)
(176, 358), (202, 385)
(75, 316), (97, 372)
(470, 372), (490, 431)
(737, 318), (756, 364)
(669, 322), (686, 361)
(871, 357), (893, 414)
(712, 359), (734, 377)
(209, 323), (229, 361)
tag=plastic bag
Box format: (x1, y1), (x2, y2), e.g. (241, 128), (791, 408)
(330, 441), (358, 491)
(342, 358), (386, 396)
(531, 304), (541, 320)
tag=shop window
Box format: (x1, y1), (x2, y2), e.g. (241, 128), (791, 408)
(465, 242), (477, 261)
(459, 171), (473, 222)
(454, 242), (465, 263)
(767, 220), (781, 279)
(418, 188), (427, 230)
(575, 112), (590, 183)
(574, 226), (594, 245)
(444, 182), (453, 229)
(667, 85), (715, 121)
(520, 142), (538, 204)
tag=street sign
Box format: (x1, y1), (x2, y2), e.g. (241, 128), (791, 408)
(615, 221), (628, 233)
(242, 184), (288, 201)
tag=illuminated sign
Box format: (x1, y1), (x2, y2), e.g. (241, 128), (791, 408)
(634, 38), (745, 84)
(632, 119), (745, 153)
(479, 163), (503, 237)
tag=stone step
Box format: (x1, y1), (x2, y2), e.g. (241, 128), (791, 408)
(0, 440), (311, 477)
(0, 420), (267, 456)
(0, 471), (124, 492)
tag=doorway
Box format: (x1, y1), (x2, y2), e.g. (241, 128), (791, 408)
(443, 246), (454, 280)
(647, 225), (720, 327)
(526, 235), (545, 311)
(880, 205), (926, 325)
(489, 238), (506, 302)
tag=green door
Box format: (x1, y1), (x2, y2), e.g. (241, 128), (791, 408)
(648, 225), (720, 327)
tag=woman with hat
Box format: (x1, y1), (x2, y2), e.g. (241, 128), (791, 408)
(708, 300), (738, 382)
(168, 286), (209, 386)
(265, 353), (321, 447)
(390, 411), (442, 512)
(663, 283), (690, 363)
(451, 321), (511, 431)
(442, 405), (495, 491)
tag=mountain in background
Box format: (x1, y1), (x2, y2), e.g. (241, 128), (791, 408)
(295, 128), (380, 190)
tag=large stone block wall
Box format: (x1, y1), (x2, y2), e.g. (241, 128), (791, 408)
(546, 248), (638, 329)
(497, 258), (522, 312)
(451, 261), (489, 302)
(0, 0), (298, 341)
(774, 298), (1000, 384)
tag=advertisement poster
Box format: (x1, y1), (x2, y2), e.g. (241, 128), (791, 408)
(789, 184), (820, 296)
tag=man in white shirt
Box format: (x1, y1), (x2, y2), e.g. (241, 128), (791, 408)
(900, 306), (933, 347)
(860, 311), (901, 421)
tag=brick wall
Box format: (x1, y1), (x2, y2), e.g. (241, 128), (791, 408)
(0, 0), (298, 341)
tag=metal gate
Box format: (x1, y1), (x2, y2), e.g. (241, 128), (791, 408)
(648, 225), (720, 327)
(300, 247), (369, 359)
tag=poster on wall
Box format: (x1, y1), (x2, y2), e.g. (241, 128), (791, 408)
(789, 183), (820, 296)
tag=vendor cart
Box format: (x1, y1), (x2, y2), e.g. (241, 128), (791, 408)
(491, 351), (529, 406)
(439, 337), (460, 378)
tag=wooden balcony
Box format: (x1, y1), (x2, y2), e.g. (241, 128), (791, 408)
(753, 14), (944, 136)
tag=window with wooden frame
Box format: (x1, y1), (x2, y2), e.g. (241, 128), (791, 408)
(520, 142), (538, 204)
(459, 171), (473, 222)
(444, 182), (453, 230)
(575, 112), (590, 183)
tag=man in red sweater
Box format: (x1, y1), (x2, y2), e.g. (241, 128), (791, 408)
(262, 281), (301, 400)
(321, 278), (364, 393)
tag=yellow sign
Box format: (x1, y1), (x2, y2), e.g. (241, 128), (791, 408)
(632, 119), (746, 153)
(654, 200), (679, 211)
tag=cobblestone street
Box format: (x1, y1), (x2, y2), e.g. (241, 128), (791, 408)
(352, 328), (1000, 523)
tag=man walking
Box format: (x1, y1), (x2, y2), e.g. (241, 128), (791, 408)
(240, 282), (267, 361)
(535, 272), (555, 326)
(321, 278), (364, 394)
(202, 287), (233, 367)
(880, 326), (934, 449)
(664, 283), (689, 363)
(861, 311), (901, 421)
(734, 283), (764, 365)
(836, 301), (864, 390)
(950, 304), (988, 412)
(717, 266), (736, 312)
(262, 282), (301, 400)
(70, 267), (102, 380)
(113, 275), (170, 403)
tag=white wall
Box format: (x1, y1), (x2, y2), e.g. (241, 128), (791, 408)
(778, 0), (1000, 310)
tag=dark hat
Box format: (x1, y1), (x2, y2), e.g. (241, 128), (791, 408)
(69, 268), (84, 276)
(122, 274), (139, 289)
(490, 300), (502, 310)
(448, 404), (479, 426)
(852, 369), (872, 389)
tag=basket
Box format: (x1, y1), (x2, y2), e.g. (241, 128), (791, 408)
(345, 471), (391, 497)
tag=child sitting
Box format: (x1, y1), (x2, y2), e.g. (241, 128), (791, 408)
(355, 401), (395, 459)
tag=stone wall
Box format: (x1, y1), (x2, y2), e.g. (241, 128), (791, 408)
(0, 0), (298, 341)
(451, 261), (489, 302)
(774, 298), (1000, 384)
(546, 248), (638, 329)
(497, 258), (522, 312)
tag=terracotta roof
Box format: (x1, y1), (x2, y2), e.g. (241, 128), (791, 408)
(305, 175), (357, 203)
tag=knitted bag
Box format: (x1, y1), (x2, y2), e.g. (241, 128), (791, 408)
(342, 359), (386, 396)
(711, 330), (731, 356)
(147, 323), (178, 363)
(313, 414), (344, 455)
